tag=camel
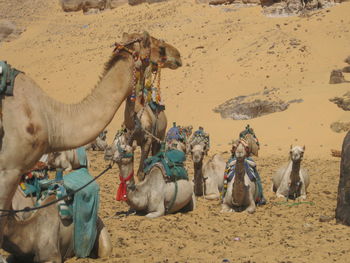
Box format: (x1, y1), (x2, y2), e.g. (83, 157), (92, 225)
(221, 139), (259, 213)
(2, 187), (112, 263)
(122, 33), (182, 181)
(190, 143), (225, 199)
(272, 145), (309, 200)
(165, 124), (193, 153)
(105, 130), (195, 218)
(85, 131), (108, 151)
(47, 148), (88, 172)
(0, 31), (182, 251)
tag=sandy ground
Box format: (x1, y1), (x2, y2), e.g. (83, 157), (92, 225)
(61, 150), (348, 263)
(1, 0), (350, 262)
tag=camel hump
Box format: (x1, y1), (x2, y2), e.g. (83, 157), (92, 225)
(0, 60), (22, 96)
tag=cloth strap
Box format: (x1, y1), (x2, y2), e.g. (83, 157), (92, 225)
(116, 171), (134, 201)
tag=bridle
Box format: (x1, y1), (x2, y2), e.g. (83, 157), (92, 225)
(232, 138), (250, 157)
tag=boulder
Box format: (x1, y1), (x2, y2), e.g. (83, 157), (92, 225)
(107, 0), (128, 8)
(330, 122), (350, 133)
(330, 92), (350, 111)
(128, 0), (168, 5)
(330, 69), (346, 84)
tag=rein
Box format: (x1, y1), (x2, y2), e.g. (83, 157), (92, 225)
(0, 165), (113, 217)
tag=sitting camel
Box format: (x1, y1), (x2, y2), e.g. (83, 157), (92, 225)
(85, 130), (108, 151)
(221, 139), (259, 213)
(2, 187), (112, 263)
(272, 145), (309, 200)
(190, 143), (225, 199)
(105, 130), (195, 218)
(165, 123), (193, 153)
(47, 147), (89, 172)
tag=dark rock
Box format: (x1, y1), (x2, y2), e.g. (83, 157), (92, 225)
(345, 56), (350, 65)
(330, 122), (350, 133)
(342, 66), (350, 73)
(330, 92), (350, 111)
(329, 69), (346, 84)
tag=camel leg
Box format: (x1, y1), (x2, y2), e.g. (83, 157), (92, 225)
(146, 201), (165, 218)
(0, 169), (22, 248)
(63, 161), (72, 172)
(246, 192), (256, 214)
(137, 136), (152, 181)
(92, 218), (112, 258)
(181, 193), (196, 212)
(300, 183), (307, 200)
(0, 255), (8, 263)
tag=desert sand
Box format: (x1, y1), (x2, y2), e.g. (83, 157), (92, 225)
(1, 0), (350, 262)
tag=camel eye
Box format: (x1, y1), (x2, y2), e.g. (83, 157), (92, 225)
(159, 46), (166, 57)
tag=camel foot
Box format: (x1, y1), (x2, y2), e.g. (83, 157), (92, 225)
(299, 195), (307, 200)
(145, 211), (163, 218)
(204, 194), (220, 200)
(221, 204), (234, 213)
(246, 206), (256, 214)
(276, 193), (286, 199)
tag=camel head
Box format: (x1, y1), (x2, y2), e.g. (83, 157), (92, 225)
(191, 143), (207, 164)
(104, 130), (134, 164)
(232, 139), (249, 160)
(47, 152), (62, 169)
(122, 32), (182, 70)
(290, 145), (305, 162)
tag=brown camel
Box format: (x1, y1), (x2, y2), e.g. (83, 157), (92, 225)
(0, 32), (181, 252)
(3, 188), (111, 263)
(122, 33), (182, 181)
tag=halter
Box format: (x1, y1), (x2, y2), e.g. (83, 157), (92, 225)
(232, 138), (250, 156)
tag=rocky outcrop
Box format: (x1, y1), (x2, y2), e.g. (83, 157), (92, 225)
(331, 122), (350, 133)
(128, 0), (169, 5)
(60, 0), (128, 12)
(330, 92), (350, 111)
(213, 88), (303, 120)
(0, 20), (21, 43)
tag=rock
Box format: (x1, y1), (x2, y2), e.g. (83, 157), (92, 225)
(329, 69), (346, 84)
(214, 98), (289, 120)
(128, 0), (168, 5)
(330, 122), (350, 133)
(345, 56), (350, 65)
(343, 66), (350, 73)
(319, 215), (333, 222)
(60, 0), (127, 12)
(107, 0), (128, 8)
(330, 92), (350, 111)
(0, 20), (20, 42)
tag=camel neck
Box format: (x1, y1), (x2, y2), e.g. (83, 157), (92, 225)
(118, 160), (135, 185)
(194, 159), (204, 196)
(232, 158), (246, 205)
(290, 160), (301, 185)
(45, 53), (135, 152)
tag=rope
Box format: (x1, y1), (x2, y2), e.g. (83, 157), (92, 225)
(0, 165), (113, 217)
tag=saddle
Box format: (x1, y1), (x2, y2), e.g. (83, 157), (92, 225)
(144, 149), (188, 182)
(0, 61), (22, 96)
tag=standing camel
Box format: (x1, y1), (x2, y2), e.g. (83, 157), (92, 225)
(272, 145), (309, 200)
(122, 34), (182, 181)
(0, 32), (182, 254)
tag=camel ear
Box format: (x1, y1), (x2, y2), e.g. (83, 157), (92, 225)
(303, 145), (306, 151)
(141, 31), (151, 48)
(290, 144), (293, 150)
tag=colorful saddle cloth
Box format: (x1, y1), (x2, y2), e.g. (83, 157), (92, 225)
(144, 149), (188, 181)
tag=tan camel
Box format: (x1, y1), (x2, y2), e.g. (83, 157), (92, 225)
(273, 145), (309, 200)
(105, 130), (195, 218)
(122, 33), (182, 181)
(221, 139), (258, 213)
(0, 32), (181, 250)
(2, 187), (111, 263)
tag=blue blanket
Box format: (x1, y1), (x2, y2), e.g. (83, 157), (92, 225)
(63, 168), (99, 258)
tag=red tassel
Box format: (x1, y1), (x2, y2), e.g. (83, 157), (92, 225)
(116, 171), (134, 201)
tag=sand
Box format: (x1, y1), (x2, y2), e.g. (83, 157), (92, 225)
(1, 0), (350, 262)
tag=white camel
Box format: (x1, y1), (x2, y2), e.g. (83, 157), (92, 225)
(272, 145), (310, 200)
